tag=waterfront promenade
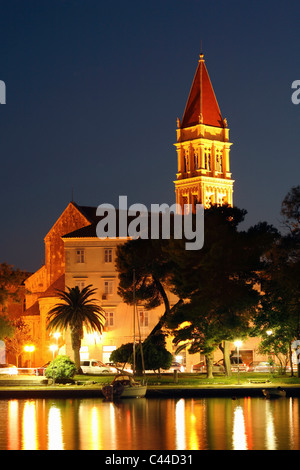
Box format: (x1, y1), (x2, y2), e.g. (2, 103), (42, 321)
(1, 375), (300, 399)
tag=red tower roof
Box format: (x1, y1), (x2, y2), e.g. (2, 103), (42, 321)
(181, 54), (224, 129)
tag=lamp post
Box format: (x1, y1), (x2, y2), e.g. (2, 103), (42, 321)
(234, 340), (243, 385)
(50, 344), (58, 385)
(24, 345), (35, 369)
(53, 331), (61, 344)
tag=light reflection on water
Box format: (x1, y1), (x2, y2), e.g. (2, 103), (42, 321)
(0, 396), (300, 450)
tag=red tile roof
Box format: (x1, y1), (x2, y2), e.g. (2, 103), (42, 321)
(38, 274), (65, 298)
(181, 54), (224, 129)
(22, 301), (40, 317)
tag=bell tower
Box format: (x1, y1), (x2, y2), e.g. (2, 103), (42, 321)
(174, 53), (234, 211)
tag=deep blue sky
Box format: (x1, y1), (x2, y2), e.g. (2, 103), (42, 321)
(0, 0), (299, 272)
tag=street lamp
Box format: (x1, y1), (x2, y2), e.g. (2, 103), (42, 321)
(234, 340), (243, 385)
(49, 344), (58, 385)
(24, 345), (35, 369)
(53, 331), (61, 343)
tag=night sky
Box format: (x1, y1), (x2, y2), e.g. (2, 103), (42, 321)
(0, 0), (299, 273)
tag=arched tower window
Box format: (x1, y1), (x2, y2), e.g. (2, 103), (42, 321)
(215, 148), (223, 172)
(193, 148), (200, 170)
(204, 148), (211, 171)
(184, 148), (189, 172)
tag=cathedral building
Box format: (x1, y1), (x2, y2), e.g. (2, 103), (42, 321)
(21, 54), (262, 370)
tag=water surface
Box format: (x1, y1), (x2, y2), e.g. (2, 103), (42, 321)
(0, 396), (299, 450)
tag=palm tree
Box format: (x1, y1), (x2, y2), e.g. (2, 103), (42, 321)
(46, 285), (105, 371)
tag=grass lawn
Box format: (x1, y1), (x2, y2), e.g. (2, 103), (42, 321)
(74, 372), (300, 387)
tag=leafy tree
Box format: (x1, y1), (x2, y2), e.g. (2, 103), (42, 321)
(0, 263), (28, 358)
(116, 237), (181, 337)
(116, 228), (185, 375)
(45, 355), (77, 382)
(46, 285), (105, 371)
(116, 205), (277, 378)
(255, 186), (300, 376)
(281, 185), (300, 233)
(4, 318), (32, 366)
(257, 330), (290, 373)
(110, 333), (173, 375)
(136, 332), (173, 374)
(166, 205), (278, 377)
(0, 263), (28, 312)
(110, 342), (133, 369)
(0, 315), (14, 341)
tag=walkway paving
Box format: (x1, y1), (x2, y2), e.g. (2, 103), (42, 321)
(0, 379), (300, 399)
(0, 375), (48, 387)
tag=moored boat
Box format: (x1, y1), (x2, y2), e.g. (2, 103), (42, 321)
(262, 387), (286, 398)
(102, 270), (147, 401)
(102, 374), (147, 400)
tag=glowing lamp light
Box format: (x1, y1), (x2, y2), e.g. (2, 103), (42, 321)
(50, 344), (58, 353)
(24, 345), (35, 369)
(234, 340), (242, 349)
(266, 330), (273, 336)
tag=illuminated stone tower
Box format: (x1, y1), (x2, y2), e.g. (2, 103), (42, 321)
(174, 53), (234, 210)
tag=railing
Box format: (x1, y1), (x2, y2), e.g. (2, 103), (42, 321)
(16, 368), (41, 376)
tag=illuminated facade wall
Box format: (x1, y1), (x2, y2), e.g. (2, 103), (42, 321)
(21, 202), (270, 369)
(22, 202), (96, 365)
(62, 235), (178, 365)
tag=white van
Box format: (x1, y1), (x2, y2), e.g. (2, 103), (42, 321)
(80, 360), (112, 375)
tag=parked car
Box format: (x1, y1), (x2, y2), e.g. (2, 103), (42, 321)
(34, 362), (51, 376)
(0, 364), (18, 375)
(80, 359), (113, 374)
(161, 362), (185, 373)
(105, 362), (120, 373)
(192, 358), (248, 373)
(192, 361), (225, 373)
(223, 357), (249, 372)
(248, 361), (277, 373)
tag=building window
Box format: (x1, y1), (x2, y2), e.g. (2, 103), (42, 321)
(184, 148), (189, 172)
(75, 280), (86, 290)
(193, 148), (200, 170)
(215, 149), (223, 172)
(192, 195), (198, 212)
(204, 148), (211, 171)
(105, 311), (114, 328)
(104, 249), (113, 263)
(205, 193), (214, 208)
(182, 196), (189, 214)
(76, 249), (85, 263)
(104, 280), (114, 295)
(139, 311), (149, 328)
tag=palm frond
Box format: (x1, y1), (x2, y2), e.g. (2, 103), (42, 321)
(46, 284), (105, 334)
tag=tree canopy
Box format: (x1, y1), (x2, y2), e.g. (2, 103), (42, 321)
(165, 206), (278, 376)
(0, 263), (28, 311)
(116, 204), (278, 377)
(47, 285), (105, 371)
(253, 186), (300, 375)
